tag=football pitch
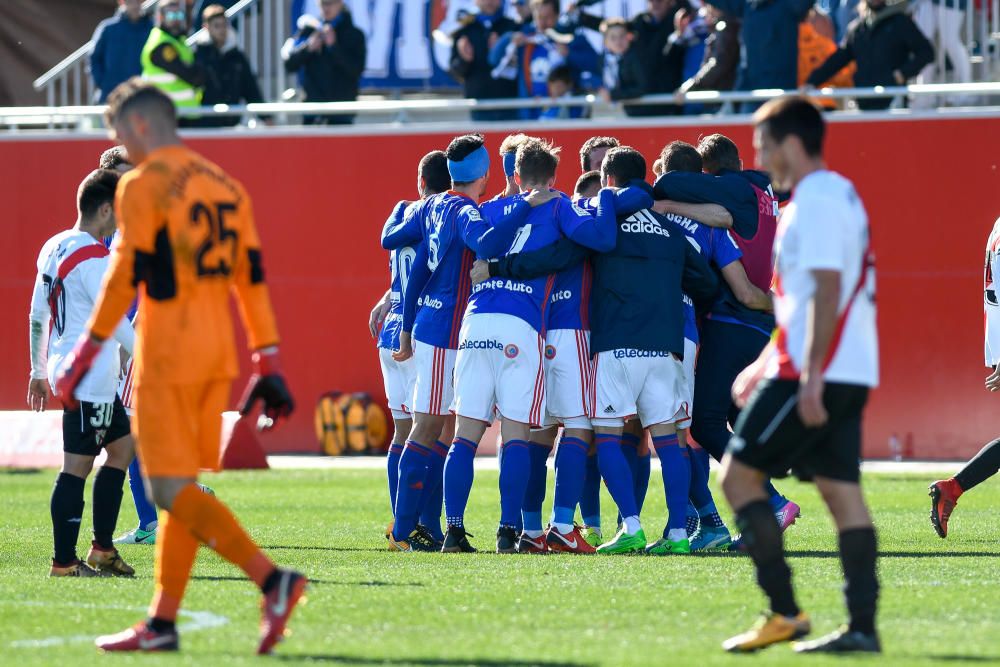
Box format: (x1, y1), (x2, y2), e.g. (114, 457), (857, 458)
(2, 466), (999, 666)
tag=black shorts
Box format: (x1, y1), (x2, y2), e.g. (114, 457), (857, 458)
(727, 379), (869, 483)
(62, 395), (131, 457)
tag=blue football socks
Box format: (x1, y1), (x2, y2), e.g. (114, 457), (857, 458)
(417, 441), (447, 541)
(652, 434), (690, 536)
(580, 451), (602, 528)
(499, 440), (530, 529)
(444, 437), (478, 528)
(392, 440), (431, 541)
(521, 441), (551, 534)
(387, 443), (403, 516)
(552, 436), (587, 528)
(595, 433), (638, 520)
(128, 457), (157, 531)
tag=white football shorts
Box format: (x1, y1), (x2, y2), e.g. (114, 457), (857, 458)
(541, 328), (593, 430)
(674, 337), (697, 430)
(591, 349), (688, 428)
(452, 312), (544, 426)
(378, 346), (416, 419)
(410, 339), (457, 416)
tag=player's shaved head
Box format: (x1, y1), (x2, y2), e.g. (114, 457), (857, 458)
(601, 146), (645, 187)
(515, 138), (560, 188)
(660, 140), (702, 174)
(580, 135), (620, 172)
(78, 169), (121, 220)
(419, 150), (450, 196)
(99, 145), (133, 173)
(104, 77), (177, 131)
(698, 133), (741, 174)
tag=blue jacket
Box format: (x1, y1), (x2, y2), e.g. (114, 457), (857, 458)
(703, 0), (813, 90)
(89, 9), (154, 102)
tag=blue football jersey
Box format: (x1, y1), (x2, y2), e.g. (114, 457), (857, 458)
(379, 200), (423, 350)
(665, 213), (743, 343)
(402, 191), (529, 349)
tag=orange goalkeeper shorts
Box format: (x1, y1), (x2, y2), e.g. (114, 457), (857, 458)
(132, 380), (230, 478)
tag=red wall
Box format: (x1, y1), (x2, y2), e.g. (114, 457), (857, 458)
(3, 116), (999, 458)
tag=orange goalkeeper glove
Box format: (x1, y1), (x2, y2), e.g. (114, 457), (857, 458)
(53, 334), (102, 411)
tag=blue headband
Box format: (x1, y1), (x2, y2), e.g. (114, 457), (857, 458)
(502, 152), (517, 178)
(448, 145), (490, 182)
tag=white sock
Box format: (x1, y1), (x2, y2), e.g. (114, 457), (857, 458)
(551, 522), (574, 534)
(623, 516), (641, 535)
(667, 528), (687, 542)
(522, 529), (544, 539)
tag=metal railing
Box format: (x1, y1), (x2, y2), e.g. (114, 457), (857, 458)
(4, 82), (1000, 131)
(32, 0), (285, 107)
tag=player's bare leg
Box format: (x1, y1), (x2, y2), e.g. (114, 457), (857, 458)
(441, 415), (489, 552)
(85, 434), (136, 577)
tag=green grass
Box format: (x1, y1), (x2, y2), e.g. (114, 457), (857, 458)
(1, 466), (999, 666)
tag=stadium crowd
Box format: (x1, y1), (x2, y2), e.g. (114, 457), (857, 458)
(87, 0), (977, 122)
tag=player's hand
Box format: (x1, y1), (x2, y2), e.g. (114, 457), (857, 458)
(27, 378), (49, 412)
(369, 294), (391, 339)
(511, 32), (527, 48)
(457, 35), (474, 62)
(393, 332), (413, 362)
(732, 356), (766, 408)
(986, 366), (1000, 392)
(471, 259), (491, 285)
(525, 188), (558, 207)
(797, 372), (828, 428)
(651, 200), (673, 216)
(53, 334), (102, 411)
(239, 348), (295, 432)
(306, 31), (323, 52)
(322, 24), (337, 47)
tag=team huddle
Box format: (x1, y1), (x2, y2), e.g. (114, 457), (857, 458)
(372, 98), (884, 653)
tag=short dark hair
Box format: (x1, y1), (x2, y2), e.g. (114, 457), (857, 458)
(698, 133), (740, 174)
(547, 64), (573, 86)
(753, 96), (825, 157)
(445, 133), (486, 185)
(530, 0), (560, 12)
(516, 138), (560, 186)
(104, 77), (177, 128)
(98, 145), (131, 171)
(419, 150), (450, 195)
(77, 169), (121, 219)
(579, 135), (620, 172)
(660, 140), (702, 174)
(601, 146), (645, 185)
(574, 170), (601, 197)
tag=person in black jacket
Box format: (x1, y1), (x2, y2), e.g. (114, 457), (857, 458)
(676, 6), (740, 100)
(282, 0), (366, 125)
(629, 0), (689, 116)
(597, 18), (649, 116)
(806, 0), (933, 110)
(449, 0), (520, 121)
(193, 5), (265, 127)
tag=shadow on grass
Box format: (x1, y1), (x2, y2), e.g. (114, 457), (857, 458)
(190, 575), (424, 587)
(274, 655), (591, 666)
(262, 545), (387, 553)
(924, 656), (1000, 663)
(785, 550), (1000, 559)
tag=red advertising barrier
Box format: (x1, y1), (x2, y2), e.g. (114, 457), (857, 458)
(3, 115), (999, 458)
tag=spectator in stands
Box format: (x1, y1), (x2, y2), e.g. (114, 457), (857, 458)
(141, 1), (206, 117)
(449, 0), (521, 122)
(703, 0), (813, 111)
(799, 8), (855, 109)
(664, 6), (711, 113)
(913, 0), (973, 107)
(282, 0), (367, 125)
(629, 0), (690, 116)
(675, 5), (740, 108)
(597, 18), (648, 115)
(539, 64), (588, 120)
(805, 0), (934, 110)
(90, 0), (154, 103)
(191, 0), (239, 32)
(489, 0), (598, 120)
(193, 4), (265, 127)
(511, 0), (534, 27)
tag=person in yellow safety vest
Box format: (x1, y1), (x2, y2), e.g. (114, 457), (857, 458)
(141, 0), (205, 118)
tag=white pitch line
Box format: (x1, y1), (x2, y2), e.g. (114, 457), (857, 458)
(3, 600), (228, 649)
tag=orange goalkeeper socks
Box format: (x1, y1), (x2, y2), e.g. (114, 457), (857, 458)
(149, 510), (199, 622)
(170, 483), (275, 589)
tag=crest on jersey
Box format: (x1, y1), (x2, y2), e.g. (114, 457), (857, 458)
(504, 344), (519, 359)
(544, 345), (556, 360)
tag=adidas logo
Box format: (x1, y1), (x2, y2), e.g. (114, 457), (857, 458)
(603, 405), (615, 414)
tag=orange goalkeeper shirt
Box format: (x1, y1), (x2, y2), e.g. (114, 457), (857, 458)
(88, 144), (279, 386)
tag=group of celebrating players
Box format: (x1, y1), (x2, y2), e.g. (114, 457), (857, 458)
(371, 97), (886, 653)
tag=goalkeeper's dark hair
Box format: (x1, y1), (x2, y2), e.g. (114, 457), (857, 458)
(419, 150), (450, 196)
(77, 169), (121, 219)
